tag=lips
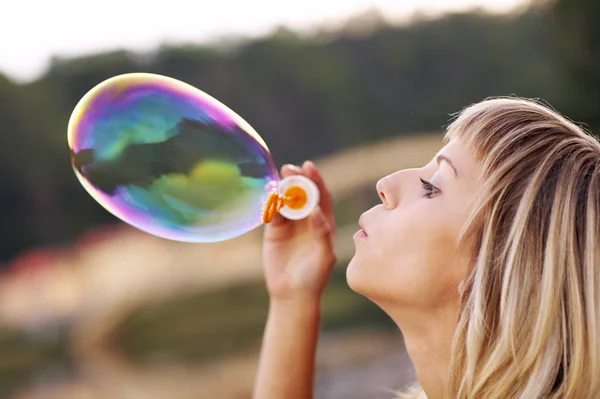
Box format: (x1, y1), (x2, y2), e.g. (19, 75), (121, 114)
(354, 229), (367, 239)
(357, 215), (368, 237)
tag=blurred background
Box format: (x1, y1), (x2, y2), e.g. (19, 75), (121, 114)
(0, 0), (598, 397)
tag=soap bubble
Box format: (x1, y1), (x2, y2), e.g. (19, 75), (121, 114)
(68, 73), (286, 242)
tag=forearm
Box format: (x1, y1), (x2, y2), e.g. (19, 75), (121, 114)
(252, 298), (321, 399)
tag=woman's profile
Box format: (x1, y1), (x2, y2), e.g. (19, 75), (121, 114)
(252, 98), (600, 398)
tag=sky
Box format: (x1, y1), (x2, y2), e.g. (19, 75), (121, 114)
(1, 0), (526, 83)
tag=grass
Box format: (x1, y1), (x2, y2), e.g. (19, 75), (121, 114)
(0, 328), (73, 398)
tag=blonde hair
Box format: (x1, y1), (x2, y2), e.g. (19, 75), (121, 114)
(404, 98), (600, 398)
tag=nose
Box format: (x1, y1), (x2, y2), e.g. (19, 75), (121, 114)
(376, 169), (414, 209)
(376, 174), (396, 209)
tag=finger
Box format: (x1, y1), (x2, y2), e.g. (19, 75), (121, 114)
(268, 212), (289, 228)
(302, 161), (334, 220)
(308, 206), (332, 238)
(309, 207), (336, 260)
(281, 164), (304, 178)
(264, 214), (289, 241)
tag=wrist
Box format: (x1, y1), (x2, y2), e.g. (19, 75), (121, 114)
(269, 296), (322, 315)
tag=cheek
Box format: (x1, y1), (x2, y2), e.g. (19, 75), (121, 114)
(347, 201), (468, 308)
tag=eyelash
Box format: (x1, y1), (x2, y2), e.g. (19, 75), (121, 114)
(420, 178), (441, 198)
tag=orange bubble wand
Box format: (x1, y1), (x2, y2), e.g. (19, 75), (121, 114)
(262, 175), (319, 223)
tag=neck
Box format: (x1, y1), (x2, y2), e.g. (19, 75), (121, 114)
(388, 304), (459, 399)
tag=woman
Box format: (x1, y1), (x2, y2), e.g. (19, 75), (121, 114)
(252, 98), (600, 398)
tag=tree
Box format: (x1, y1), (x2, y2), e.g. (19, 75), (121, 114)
(548, 0), (600, 130)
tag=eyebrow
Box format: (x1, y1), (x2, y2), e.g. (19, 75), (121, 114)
(436, 154), (458, 178)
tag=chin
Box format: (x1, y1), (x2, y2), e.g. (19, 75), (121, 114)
(346, 256), (412, 309)
(346, 258), (399, 316)
(345, 255), (369, 295)
(345, 256), (359, 290)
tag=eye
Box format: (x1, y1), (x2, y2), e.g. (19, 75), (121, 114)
(420, 178), (441, 198)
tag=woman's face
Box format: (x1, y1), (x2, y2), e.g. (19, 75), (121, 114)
(347, 140), (483, 311)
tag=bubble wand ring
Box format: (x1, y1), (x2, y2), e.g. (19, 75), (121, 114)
(262, 175), (320, 223)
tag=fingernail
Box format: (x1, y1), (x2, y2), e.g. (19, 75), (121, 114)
(283, 164), (302, 172)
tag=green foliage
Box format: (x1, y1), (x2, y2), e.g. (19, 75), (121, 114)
(0, 328), (72, 398)
(548, 0), (600, 129)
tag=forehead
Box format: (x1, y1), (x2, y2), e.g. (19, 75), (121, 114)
(436, 140), (482, 183)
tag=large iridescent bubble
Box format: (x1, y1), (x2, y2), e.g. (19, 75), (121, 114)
(68, 73), (285, 242)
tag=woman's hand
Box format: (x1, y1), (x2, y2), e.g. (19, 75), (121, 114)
(254, 161), (335, 399)
(262, 161), (337, 302)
